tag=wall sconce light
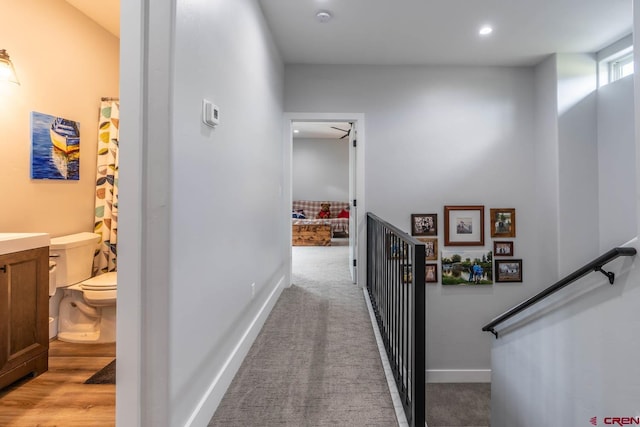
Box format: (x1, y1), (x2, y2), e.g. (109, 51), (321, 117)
(0, 50), (19, 85)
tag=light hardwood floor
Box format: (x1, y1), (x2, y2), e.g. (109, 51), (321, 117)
(0, 340), (115, 427)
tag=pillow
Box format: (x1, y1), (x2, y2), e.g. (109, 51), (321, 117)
(292, 209), (306, 219)
(337, 209), (349, 219)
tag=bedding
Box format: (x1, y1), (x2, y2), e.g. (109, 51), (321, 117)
(292, 200), (349, 236)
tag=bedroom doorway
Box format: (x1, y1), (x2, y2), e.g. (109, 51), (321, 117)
(285, 113), (365, 285)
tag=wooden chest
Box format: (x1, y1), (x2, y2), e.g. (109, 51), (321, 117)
(292, 224), (331, 246)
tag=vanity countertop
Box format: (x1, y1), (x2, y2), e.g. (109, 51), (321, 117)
(0, 233), (50, 256)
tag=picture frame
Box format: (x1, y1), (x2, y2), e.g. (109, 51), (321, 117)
(493, 241), (514, 257)
(411, 213), (437, 236)
(402, 264), (413, 284)
(495, 259), (523, 283)
(490, 208), (516, 238)
(444, 205), (484, 246)
(425, 263), (438, 283)
(31, 111), (81, 180)
(386, 233), (407, 260)
(441, 249), (493, 285)
(417, 237), (438, 261)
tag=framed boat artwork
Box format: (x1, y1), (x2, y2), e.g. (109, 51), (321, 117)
(30, 111), (80, 180)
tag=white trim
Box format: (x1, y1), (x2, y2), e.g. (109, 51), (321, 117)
(427, 369), (491, 383)
(363, 288), (410, 427)
(184, 275), (287, 427)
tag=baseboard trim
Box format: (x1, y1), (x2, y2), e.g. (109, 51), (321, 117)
(427, 369), (491, 383)
(184, 274), (286, 427)
(363, 288), (410, 427)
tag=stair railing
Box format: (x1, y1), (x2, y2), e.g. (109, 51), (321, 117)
(367, 212), (425, 427)
(482, 247), (636, 338)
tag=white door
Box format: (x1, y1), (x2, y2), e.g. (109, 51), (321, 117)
(348, 123), (357, 283)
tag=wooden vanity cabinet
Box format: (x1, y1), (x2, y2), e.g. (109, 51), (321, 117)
(0, 246), (49, 389)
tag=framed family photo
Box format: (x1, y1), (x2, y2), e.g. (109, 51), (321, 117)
(411, 213), (437, 236)
(490, 208), (516, 238)
(425, 263), (438, 283)
(417, 237), (438, 261)
(444, 205), (484, 246)
(493, 241), (514, 257)
(495, 259), (523, 282)
(441, 249), (493, 285)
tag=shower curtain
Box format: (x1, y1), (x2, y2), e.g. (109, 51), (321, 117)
(93, 99), (119, 274)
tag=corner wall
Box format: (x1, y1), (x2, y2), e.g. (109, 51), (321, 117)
(118, 0), (286, 425)
(489, 7), (638, 425)
(556, 54), (600, 274)
(0, 0), (119, 236)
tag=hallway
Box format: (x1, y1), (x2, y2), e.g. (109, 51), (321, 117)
(209, 242), (398, 426)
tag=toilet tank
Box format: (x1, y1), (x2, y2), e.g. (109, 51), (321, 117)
(50, 232), (100, 287)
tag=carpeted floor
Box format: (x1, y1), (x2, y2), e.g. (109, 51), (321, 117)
(209, 241), (398, 427)
(426, 382), (491, 427)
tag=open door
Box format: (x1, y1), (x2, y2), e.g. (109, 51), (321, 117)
(348, 122), (357, 283)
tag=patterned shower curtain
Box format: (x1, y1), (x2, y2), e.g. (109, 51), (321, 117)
(93, 99), (119, 274)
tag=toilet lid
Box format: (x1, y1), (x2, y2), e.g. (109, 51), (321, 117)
(81, 271), (117, 291)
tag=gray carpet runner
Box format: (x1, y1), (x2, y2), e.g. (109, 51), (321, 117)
(209, 242), (398, 426)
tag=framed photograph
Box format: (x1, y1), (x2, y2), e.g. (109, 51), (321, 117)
(441, 249), (493, 285)
(495, 259), (523, 283)
(386, 233), (407, 260)
(417, 237), (438, 261)
(402, 264), (413, 284)
(425, 263), (438, 283)
(490, 208), (516, 238)
(493, 241), (514, 257)
(444, 205), (484, 246)
(411, 213), (437, 236)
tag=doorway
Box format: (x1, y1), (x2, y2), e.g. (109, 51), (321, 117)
(284, 113), (365, 285)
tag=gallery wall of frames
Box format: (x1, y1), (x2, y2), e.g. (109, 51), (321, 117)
(411, 205), (522, 285)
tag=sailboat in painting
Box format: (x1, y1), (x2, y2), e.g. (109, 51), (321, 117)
(49, 118), (80, 153)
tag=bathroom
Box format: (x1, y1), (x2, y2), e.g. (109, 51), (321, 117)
(0, 0), (119, 424)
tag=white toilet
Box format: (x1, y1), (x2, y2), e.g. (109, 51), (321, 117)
(50, 232), (117, 344)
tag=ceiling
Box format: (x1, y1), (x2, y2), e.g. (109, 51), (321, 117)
(293, 122), (352, 139)
(66, 0), (633, 67)
(65, 0), (119, 38)
(258, 0), (633, 66)
(66, 0), (633, 137)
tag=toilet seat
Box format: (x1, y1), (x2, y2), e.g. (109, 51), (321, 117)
(79, 272), (117, 306)
(80, 271), (117, 290)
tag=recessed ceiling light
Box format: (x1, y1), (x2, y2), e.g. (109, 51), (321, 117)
(293, 129), (300, 134)
(316, 11), (332, 23)
(479, 25), (493, 36)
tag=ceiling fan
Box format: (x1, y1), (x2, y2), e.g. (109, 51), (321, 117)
(331, 124), (351, 139)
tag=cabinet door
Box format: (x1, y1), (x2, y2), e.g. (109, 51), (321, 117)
(0, 247), (49, 371)
(0, 261), (7, 368)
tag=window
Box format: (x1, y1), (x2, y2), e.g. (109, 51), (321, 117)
(609, 52), (634, 83)
(597, 34), (633, 87)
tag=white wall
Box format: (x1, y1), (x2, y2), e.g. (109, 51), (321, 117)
(598, 75), (636, 250)
(285, 64), (540, 380)
(534, 55), (561, 285)
(556, 54), (600, 275)
(489, 12), (638, 426)
(490, 251), (639, 426)
(118, 0), (286, 425)
(0, 0), (119, 236)
(292, 137), (349, 201)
